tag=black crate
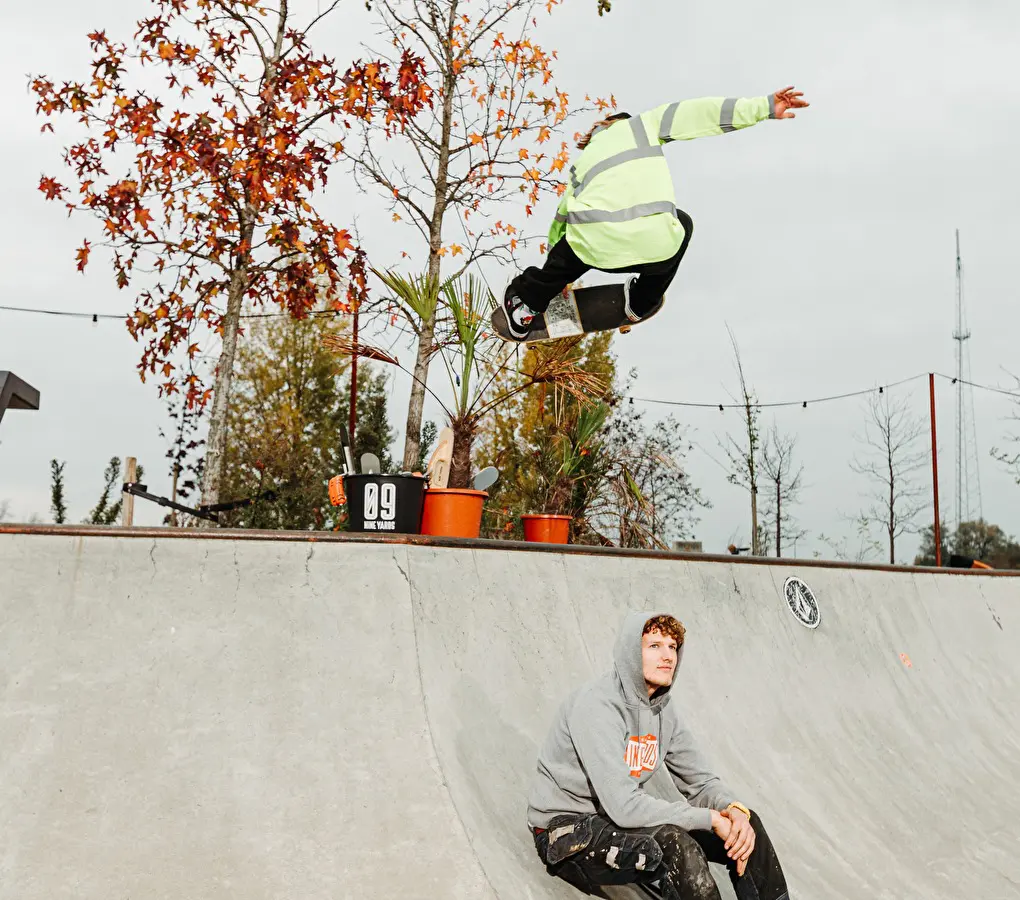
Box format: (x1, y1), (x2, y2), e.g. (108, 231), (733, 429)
(343, 474), (425, 534)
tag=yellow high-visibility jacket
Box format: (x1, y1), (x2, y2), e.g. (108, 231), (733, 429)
(549, 95), (776, 268)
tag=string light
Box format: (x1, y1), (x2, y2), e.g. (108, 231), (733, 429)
(5, 303), (1020, 406)
(0, 303), (346, 322)
(629, 374), (926, 411)
(0, 304), (123, 321)
(936, 373), (1020, 400)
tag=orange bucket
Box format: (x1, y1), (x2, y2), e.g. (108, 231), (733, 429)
(521, 514), (572, 544)
(420, 488), (488, 538)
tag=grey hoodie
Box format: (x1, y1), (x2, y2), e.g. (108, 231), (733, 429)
(526, 610), (738, 832)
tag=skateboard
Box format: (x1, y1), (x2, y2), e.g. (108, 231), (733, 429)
(490, 281), (664, 344)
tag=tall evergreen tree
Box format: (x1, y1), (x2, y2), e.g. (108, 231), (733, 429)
(221, 313), (395, 530)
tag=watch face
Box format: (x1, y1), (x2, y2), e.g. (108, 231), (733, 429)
(782, 576), (820, 629)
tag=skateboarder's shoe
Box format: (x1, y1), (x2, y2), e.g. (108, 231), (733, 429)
(492, 278), (665, 344)
(622, 275), (663, 323)
(501, 283), (539, 341)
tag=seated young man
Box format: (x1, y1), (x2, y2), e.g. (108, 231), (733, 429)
(527, 612), (790, 899)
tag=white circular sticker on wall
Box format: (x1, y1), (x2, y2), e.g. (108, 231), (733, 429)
(783, 576), (820, 629)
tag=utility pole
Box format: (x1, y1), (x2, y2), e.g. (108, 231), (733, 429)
(952, 230), (983, 531)
(953, 229), (969, 531)
(751, 484), (759, 556)
(930, 374), (942, 567)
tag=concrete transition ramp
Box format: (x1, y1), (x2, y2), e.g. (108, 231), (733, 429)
(1, 527), (1018, 899)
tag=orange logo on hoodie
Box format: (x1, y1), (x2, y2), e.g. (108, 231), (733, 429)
(624, 733), (658, 777)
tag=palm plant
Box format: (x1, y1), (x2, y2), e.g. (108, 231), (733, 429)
(325, 267), (606, 489)
(540, 399), (610, 515)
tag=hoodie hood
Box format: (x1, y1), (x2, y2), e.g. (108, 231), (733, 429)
(612, 609), (685, 712)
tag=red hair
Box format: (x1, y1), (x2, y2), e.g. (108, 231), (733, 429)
(643, 614), (685, 645)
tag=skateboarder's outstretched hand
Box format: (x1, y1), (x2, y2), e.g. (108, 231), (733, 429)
(773, 86), (810, 119)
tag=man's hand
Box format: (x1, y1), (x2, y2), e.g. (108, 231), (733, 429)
(710, 809), (732, 843)
(773, 86), (809, 119)
(721, 807), (756, 877)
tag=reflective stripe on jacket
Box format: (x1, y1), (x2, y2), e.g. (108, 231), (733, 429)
(548, 94), (776, 268)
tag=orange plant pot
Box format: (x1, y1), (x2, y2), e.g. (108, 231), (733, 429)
(521, 514), (572, 544)
(420, 488), (488, 538)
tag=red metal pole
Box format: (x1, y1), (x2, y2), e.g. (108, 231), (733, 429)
(929, 373), (942, 567)
(349, 301), (359, 454)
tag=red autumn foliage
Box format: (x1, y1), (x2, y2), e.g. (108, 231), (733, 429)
(32, 1), (429, 401)
(31, 0), (432, 506)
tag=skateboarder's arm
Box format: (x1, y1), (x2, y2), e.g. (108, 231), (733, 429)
(566, 698), (715, 831)
(663, 718), (740, 812)
(644, 95), (774, 144)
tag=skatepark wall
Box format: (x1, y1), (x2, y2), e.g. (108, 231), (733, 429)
(1, 526), (1017, 899)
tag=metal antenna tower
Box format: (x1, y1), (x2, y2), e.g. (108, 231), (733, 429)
(953, 229), (983, 530)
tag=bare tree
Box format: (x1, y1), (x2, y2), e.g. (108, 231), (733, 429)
(599, 406), (710, 550)
(0, 500), (10, 523)
(345, 0), (600, 469)
(850, 391), (929, 564)
(759, 422), (805, 557)
(990, 371), (1020, 486)
(816, 515), (883, 563)
(719, 328), (762, 555)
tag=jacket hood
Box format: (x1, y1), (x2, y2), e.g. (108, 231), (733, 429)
(612, 610), (685, 712)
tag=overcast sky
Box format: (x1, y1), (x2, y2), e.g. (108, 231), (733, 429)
(2, 0), (1019, 561)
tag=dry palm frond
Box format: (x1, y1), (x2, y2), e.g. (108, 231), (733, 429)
(526, 356), (608, 405)
(322, 332), (453, 417)
(321, 334), (400, 366)
(519, 335), (608, 403)
(525, 335), (587, 363)
(468, 337), (608, 425)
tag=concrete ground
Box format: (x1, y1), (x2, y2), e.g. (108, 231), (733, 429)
(1, 526), (1017, 898)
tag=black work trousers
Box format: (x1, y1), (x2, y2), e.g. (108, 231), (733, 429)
(509, 210), (694, 318)
(532, 809), (789, 900)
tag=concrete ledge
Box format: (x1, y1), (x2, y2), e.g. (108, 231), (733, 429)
(1, 522), (1016, 577)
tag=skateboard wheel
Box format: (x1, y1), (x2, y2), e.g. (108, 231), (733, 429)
(619, 325), (632, 334)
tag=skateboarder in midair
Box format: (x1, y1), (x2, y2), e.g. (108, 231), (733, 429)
(527, 612), (791, 899)
(499, 87), (810, 340)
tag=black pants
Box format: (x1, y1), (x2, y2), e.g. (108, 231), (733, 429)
(510, 210), (694, 318)
(533, 809), (789, 900)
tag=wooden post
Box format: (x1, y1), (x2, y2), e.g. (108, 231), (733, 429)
(169, 463), (179, 528)
(122, 457), (137, 527)
(928, 374), (942, 567)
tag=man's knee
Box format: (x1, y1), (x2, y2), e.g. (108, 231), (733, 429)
(653, 825), (718, 899)
(654, 824), (709, 867)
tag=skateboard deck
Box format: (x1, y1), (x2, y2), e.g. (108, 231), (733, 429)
(490, 282), (663, 344)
